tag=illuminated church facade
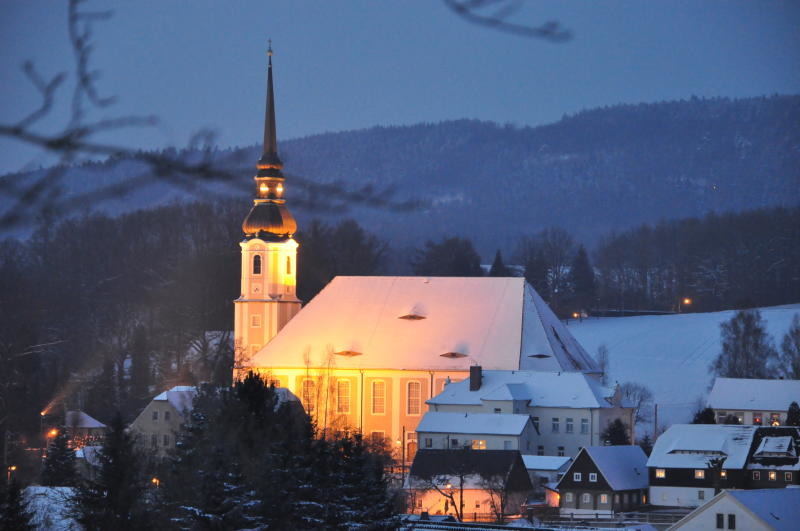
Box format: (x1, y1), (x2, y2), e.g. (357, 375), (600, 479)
(234, 49), (603, 459)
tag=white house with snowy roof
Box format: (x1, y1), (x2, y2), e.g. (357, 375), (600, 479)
(425, 366), (633, 458)
(707, 377), (800, 426)
(129, 385), (198, 456)
(415, 411), (536, 452)
(671, 488), (800, 531)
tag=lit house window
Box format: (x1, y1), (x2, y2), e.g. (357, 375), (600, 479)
(253, 254), (262, 275)
(407, 381), (421, 415)
(573, 473), (582, 481)
(566, 418), (574, 433)
(753, 412), (763, 425)
(770, 412), (781, 426)
(589, 473), (597, 482)
(655, 469), (666, 479)
(301, 379), (316, 413)
(472, 440), (486, 450)
(371, 381), (385, 415)
(769, 471), (777, 481)
(552, 418), (560, 433)
(581, 418), (589, 434)
(599, 494), (608, 504)
(694, 469), (705, 479)
(720, 470), (727, 479)
(336, 380), (350, 414)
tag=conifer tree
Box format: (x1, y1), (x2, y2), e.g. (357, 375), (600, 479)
(41, 429), (78, 486)
(601, 419), (630, 445)
(787, 402), (800, 427)
(0, 479), (34, 531)
(412, 237), (483, 277)
(638, 434), (654, 456)
(692, 407), (717, 424)
(569, 245), (596, 311)
(523, 249), (549, 297)
(488, 250), (511, 277)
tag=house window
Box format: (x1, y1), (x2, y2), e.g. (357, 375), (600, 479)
(336, 379), (350, 414)
(407, 381), (421, 415)
(752, 471), (760, 480)
(532, 417), (540, 431)
(728, 514), (735, 529)
(786, 472), (793, 481)
(286, 256), (291, 275)
(655, 469), (666, 479)
(614, 494), (620, 504)
(503, 440), (512, 450)
(164, 411), (171, 422)
(251, 315), (261, 327)
(574, 473), (582, 481)
(152, 410), (158, 421)
(552, 418), (560, 433)
(301, 379), (316, 413)
(537, 445), (544, 456)
(471, 439), (486, 450)
(370, 431), (384, 443)
(582, 493), (591, 504)
(770, 412), (781, 426)
(581, 418), (589, 434)
(734, 411), (744, 423)
(565, 492), (573, 502)
(589, 473), (597, 482)
(371, 380), (385, 415)
(716, 513), (724, 529)
(163, 434), (170, 447)
(768, 471), (777, 481)
(694, 469), (705, 479)
(494, 408), (501, 414)
(558, 446), (565, 457)
(566, 418), (574, 433)
(720, 470), (727, 479)
(752, 412), (763, 425)
(599, 494), (608, 504)
(253, 254), (262, 275)
(151, 434), (157, 448)
(450, 438), (459, 448)
(475, 500), (480, 509)
(698, 490), (705, 500)
(424, 437), (432, 448)
(415, 499), (422, 509)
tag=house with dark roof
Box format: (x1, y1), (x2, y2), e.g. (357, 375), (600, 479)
(670, 488), (800, 531)
(64, 410), (106, 447)
(405, 449), (532, 519)
(557, 445), (648, 516)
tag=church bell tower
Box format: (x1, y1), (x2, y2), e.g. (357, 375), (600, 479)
(234, 44), (301, 364)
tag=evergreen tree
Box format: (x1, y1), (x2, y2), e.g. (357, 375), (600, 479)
(488, 250), (511, 277)
(711, 309), (778, 379)
(523, 249), (549, 297)
(41, 429), (78, 486)
(787, 402), (800, 427)
(0, 479), (34, 531)
(412, 237), (483, 277)
(128, 325), (151, 408)
(637, 434), (654, 456)
(569, 245), (596, 311)
(601, 419), (630, 445)
(71, 414), (151, 530)
(692, 407), (717, 424)
(780, 315), (800, 379)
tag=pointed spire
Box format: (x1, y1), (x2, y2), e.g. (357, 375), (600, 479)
(259, 40), (282, 168)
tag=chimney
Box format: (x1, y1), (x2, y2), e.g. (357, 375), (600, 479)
(470, 365), (482, 391)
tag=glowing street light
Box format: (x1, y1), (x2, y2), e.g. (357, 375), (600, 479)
(7, 465), (16, 484)
(678, 297), (693, 313)
(48, 429), (59, 438)
(151, 477), (161, 488)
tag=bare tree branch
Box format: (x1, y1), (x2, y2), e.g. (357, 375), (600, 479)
(442, 0), (571, 42)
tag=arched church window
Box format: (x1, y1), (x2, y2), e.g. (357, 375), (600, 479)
(407, 381), (421, 415)
(286, 256), (291, 275)
(253, 254), (262, 275)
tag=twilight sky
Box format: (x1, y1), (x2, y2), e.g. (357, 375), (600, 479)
(1, 0), (799, 173)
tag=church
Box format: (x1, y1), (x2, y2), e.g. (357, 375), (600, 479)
(233, 48), (601, 459)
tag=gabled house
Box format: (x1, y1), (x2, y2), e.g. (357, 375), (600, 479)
(557, 446), (649, 516)
(405, 449), (532, 520)
(521, 455), (572, 506)
(746, 428), (800, 488)
(64, 410), (106, 447)
(670, 488), (800, 531)
(416, 411), (536, 452)
(130, 385), (197, 456)
(427, 366), (634, 457)
(707, 377), (800, 426)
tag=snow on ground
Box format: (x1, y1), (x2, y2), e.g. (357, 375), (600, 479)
(566, 304), (800, 431)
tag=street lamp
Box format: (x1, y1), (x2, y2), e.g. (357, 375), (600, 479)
(678, 297), (692, 313)
(7, 465), (16, 485)
(151, 477), (161, 488)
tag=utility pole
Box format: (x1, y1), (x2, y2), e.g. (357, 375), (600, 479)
(654, 404), (658, 438)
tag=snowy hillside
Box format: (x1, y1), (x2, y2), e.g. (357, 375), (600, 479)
(566, 304), (800, 432)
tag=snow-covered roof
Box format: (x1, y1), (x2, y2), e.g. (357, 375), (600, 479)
(75, 445), (103, 467)
(521, 455), (572, 471)
(708, 377), (800, 412)
(428, 369), (616, 409)
(647, 424), (757, 469)
(65, 410), (106, 429)
(248, 277), (599, 373)
(754, 436), (795, 457)
(153, 385), (197, 414)
(581, 446), (649, 491)
(727, 488), (800, 531)
(416, 412), (531, 436)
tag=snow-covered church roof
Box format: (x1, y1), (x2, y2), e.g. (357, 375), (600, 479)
(248, 276), (599, 372)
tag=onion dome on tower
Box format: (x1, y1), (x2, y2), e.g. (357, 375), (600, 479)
(242, 43), (297, 239)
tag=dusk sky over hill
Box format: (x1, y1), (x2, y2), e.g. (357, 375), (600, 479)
(1, 0), (799, 173)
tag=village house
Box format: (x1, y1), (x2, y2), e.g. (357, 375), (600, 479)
(405, 449), (532, 520)
(129, 386), (197, 456)
(521, 455), (572, 506)
(557, 445), (649, 516)
(416, 411), (536, 452)
(426, 366), (634, 457)
(230, 48), (601, 457)
(670, 488), (800, 531)
(707, 377), (800, 425)
(64, 410), (106, 448)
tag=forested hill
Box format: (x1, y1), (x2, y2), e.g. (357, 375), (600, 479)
(4, 95), (799, 254)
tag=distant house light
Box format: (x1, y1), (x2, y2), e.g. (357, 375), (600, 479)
(334, 350), (363, 357)
(440, 352), (467, 359)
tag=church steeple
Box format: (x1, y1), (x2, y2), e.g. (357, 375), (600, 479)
(242, 43), (297, 238)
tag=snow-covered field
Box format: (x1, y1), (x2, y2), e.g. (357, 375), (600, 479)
(566, 304), (800, 432)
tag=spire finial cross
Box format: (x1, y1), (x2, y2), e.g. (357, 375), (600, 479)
(268, 39), (273, 57)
